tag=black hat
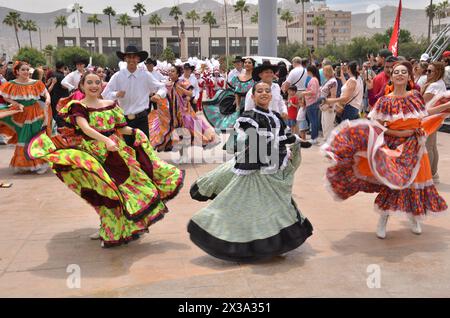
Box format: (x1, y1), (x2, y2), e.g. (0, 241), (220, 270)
(73, 56), (89, 67)
(378, 49), (393, 59)
(145, 58), (157, 66)
(183, 62), (195, 71)
(252, 60), (279, 81)
(116, 45), (149, 62)
(233, 56), (244, 63)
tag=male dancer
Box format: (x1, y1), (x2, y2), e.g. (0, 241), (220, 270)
(102, 46), (167, 142)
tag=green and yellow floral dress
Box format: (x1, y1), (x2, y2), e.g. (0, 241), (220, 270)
(27, 101), (184, 247)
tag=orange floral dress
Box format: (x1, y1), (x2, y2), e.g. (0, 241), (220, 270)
(0, 80), (47, 172)
(322, 90), (448, 219)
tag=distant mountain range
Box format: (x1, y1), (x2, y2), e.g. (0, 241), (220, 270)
(0, 0), (429, 57)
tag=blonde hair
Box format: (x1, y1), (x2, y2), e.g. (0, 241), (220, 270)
(323, 65), (334, 78)
(421, 61), (445, 95)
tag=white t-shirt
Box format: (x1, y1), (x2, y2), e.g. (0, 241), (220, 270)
(341, 77), (364, 111)
(244, 83), (287, 115)
(416, 75), (427, 89)
(424, 79), (447, 96)
(286, 66), (308, 91)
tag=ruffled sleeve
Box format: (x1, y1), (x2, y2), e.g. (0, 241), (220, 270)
(59, 101), (89, 127)
(235, 111), (259, 131)
(113, 105), (127, 128)
(368, 90), (427, 122)
(0, 80), (46, 100)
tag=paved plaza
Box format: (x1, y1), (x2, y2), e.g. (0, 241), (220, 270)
(0, 132), (450, 298)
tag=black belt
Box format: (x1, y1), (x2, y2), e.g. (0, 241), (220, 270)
(126, 109), (149, 121)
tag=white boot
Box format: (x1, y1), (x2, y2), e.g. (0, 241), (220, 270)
(409, 215), (422, 235)
(89, 231), (101, 240)
(376, 214), (389, 239)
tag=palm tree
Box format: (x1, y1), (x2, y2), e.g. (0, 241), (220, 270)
(280, 10), (294, 44)
(427, 1), (437, 42)
(103, 6), (116, 38)
(169, 6), (183, 44)
(295, 0), (311, 44)
(202, 11), (216, 58)
(54, 16), (67, 38)
(233, 0), (249, 37)
(133, 3), (146, 45)
(117, 14), (132, 38)
(21, 20), (38, 48)
(437, 0), (449, 33)
(3, 11), (23, 49)
(186, 10), (200, 56)
(71, 3), (83, 40)
(87, 14), (102, 38)
(251, 11), (258, 24)
(149, 13), (162, 38)
(312, 15), (326, 48)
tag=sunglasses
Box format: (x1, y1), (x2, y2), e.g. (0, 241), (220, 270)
(426, 69), (434, 74)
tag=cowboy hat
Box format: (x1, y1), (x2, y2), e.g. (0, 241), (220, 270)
(116, 46), (149, 62)
(183, 62), (195, 71)
(145, 58), (158, 66)
(233, 56), (244, 63)
(73, 56), (89, 67)
(252, 60), (279, 81)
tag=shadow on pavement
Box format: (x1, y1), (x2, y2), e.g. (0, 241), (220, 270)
(29, 228), (190, 279)
(330, 223), (450, 262)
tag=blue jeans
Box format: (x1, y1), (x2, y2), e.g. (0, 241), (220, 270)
(306, 101), (320, 140)
(341, 104), (360, 121)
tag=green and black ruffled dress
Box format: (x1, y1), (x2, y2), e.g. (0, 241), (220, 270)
(188, 106), (313, 262)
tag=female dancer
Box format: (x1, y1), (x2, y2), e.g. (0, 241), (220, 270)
(0, 61), (50, 174)
(28, 71), (184, 247)
(148, 65), (217, 163)
(322, 61), (449, 239)
(188, 81), (313, 262)
(202, 58), (256, 132)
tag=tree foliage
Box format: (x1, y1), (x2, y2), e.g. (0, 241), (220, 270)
(14, 47), (47, 66)
(53, 47), (90, 68)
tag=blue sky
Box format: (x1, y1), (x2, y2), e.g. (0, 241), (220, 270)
(0, 0), (429, 15)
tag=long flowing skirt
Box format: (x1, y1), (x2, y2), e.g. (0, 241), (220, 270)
(28, 129), (184, 247)
(0, 103), (47, 171)
(321, 116), (448, 220)
(188, 143), (313, 262)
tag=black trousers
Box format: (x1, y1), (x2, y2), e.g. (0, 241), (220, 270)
(124, 113), (150, 146)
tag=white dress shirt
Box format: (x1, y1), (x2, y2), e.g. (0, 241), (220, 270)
(244, 83), (287, 115)
(180, 74), (200, 100)
(102, 67), (167, 116)
(227, 68), (244, 83)
(61, 70), (83, 91)
(152, 70), (167, 82)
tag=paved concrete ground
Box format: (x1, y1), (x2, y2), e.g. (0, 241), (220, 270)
(0, 132), (450, 298)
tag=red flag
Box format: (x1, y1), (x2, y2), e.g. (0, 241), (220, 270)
(388, 0), (402, 57)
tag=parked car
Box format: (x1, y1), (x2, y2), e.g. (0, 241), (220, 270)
(244, 56), (292, 69)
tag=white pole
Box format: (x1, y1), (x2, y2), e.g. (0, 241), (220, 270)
(258, 0), (278, 57)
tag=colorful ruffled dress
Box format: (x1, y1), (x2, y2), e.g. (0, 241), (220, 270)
(322, 90), (448, 219)
(203, 76), (255, 132)
(148, 79), (216, 152)
(27, 100), (184, 247)
(0, 80), (48, 172)
(188, 106), (313, 262)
